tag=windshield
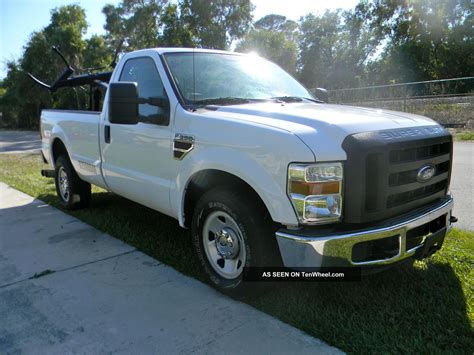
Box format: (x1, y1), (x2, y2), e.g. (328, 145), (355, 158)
(163, 52), (314, 105)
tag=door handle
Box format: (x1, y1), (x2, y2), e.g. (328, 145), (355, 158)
(104, 125), (110, 143)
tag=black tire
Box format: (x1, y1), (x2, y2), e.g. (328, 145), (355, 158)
(191, 186), (281, 295)
(54, 155), (91, 210)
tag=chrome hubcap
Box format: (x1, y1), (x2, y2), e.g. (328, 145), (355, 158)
(58, 167), (70, 202)
(215, 228), (240, 259)
(202, 211), (246, 279)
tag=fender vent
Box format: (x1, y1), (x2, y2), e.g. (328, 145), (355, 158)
(173, 134), (194, 160)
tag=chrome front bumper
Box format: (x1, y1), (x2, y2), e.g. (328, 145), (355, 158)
(276, 197), (453, 268)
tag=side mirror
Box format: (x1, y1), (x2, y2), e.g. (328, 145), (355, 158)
(109, 82), (139, 124)
(313, 87), (329, 103)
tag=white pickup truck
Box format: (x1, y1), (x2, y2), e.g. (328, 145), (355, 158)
(39, 48), (455, 292)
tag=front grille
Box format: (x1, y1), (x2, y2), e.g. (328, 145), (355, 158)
(387, 180), (447, 208)
(385, 142), (451, 208)
(389, 142), (450, 164)
(388, 161), (449, 187)
(342, 126), (452, 224)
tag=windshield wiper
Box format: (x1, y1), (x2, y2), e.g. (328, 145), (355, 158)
(271, 96), (325, 104)
(193, 97), (264, 107)
(191, 96), (324, 109)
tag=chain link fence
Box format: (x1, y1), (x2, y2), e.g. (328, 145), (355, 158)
(326, 77), (474, 129)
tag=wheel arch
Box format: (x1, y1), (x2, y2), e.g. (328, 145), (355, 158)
(51, 137), (69, 166)
(182, 169), (274, 229)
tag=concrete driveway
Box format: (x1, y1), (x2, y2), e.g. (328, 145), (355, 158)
(0, 183), (340, 354)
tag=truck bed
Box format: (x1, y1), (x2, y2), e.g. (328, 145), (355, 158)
(41, 109), (106, 188)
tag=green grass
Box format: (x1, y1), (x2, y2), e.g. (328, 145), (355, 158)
(455, 130), (474, 141)
(1, 153), (473, 354)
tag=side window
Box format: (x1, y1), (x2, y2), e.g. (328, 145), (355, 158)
(119, 57), (170, 124)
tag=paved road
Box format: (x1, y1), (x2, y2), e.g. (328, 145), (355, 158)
(0, 183), (340, 354)
(451, 142), (474, 231)
(0, 130), (41, 154)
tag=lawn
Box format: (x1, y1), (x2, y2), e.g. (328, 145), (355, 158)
(1, 153), (473, 354)
(456, 130), (474, 141)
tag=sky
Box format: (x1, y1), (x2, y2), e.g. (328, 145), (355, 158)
(0, 0), (359, 79)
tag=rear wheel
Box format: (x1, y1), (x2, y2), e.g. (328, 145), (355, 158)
(191, 187), (281, 294)
(54, 155), (91, 210)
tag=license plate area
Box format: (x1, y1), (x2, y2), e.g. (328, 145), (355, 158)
(414, 227), (446, 260)
(406, 214), (446, 250)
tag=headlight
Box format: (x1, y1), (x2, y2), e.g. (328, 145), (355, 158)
(288, 162), (343, 224)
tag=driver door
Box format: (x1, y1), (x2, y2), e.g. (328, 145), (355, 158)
(101, 56), (173, 216)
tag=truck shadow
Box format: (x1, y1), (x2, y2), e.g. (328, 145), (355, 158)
(35, 190), (472, 353)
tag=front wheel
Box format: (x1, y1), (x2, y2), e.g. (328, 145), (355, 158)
(54, 155), (91, 210)
(191, 187), (281, 294)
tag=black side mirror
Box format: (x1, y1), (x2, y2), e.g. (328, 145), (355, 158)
(313, 87), (329, 103)
(109, 82), (139, 124)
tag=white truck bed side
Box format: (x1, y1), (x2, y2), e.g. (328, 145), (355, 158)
(41, 109), (107, 189)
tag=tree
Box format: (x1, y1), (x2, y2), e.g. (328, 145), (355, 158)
(160, 1), (196, 47)
(255, 14), (298, 43)
(44, 4), (88, 59)
(103, 0), (165, 51)
(298, 11), (346, 89)
(1, 5), (114, 128)
(297, 3), (388, 90)
(296, 0), (473, 90)
(366, 0), (473, 85)
(83, 35), (114, 70)
(185, 0), (254, 49)
(21, 5), (91, 120)
(103, 0), (254, 50)
(0, 61), (23, 127)
(236, 14), (298, 73)
(3, 0), (472, 128)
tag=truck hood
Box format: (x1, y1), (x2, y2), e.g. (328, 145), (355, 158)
(205, 102), (440, 161)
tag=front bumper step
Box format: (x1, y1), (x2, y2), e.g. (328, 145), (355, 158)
(275, 197), (454, 268)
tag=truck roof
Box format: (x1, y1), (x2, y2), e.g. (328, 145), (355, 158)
(130, 47), (244, 56)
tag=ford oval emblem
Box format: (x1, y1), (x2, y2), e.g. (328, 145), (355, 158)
(417, 164), (436, 183)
